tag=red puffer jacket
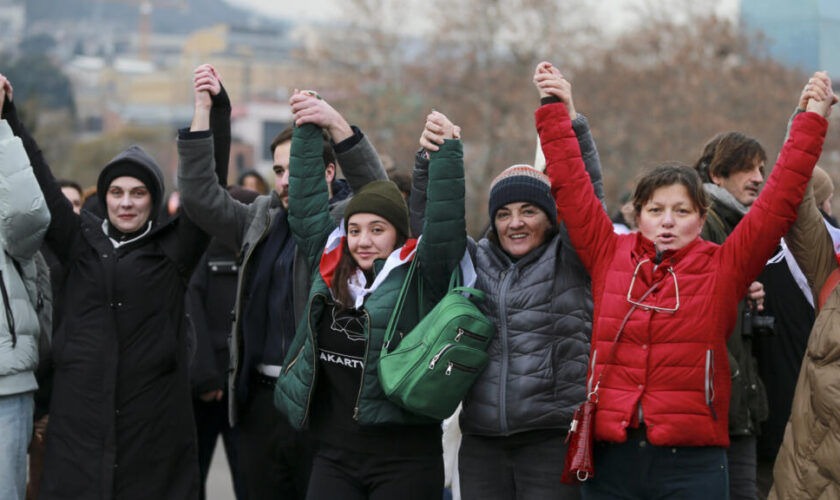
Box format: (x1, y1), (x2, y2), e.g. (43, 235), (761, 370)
(537, 102), (827, 447)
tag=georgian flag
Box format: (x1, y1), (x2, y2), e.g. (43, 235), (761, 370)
(319, 222), (476, 310)
(826, 218), (840, 264)
(770, 217), (840, 309)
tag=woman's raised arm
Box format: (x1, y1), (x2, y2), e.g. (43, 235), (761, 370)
(535, 62), (617, 276)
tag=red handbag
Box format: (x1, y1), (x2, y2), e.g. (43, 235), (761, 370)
(561, 397), (597, 483)
(561, 277), (662, 485)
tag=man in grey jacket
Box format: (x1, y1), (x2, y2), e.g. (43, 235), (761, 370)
(0, 75), (51, 500)
(178, 66), (386, 499)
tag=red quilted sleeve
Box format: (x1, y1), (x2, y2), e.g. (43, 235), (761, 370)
(537, 103), (618, 276)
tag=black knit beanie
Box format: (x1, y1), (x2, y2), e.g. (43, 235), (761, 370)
(344, 180), (409, 239)
(488, 165), (557, 228)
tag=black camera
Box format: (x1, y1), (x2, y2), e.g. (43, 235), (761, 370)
(743, 309), (774, 338)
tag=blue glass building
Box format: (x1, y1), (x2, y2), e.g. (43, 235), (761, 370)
(741, 0), (840, 75)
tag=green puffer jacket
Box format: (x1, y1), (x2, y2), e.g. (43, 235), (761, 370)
(702, 184), (769, 436)
(274, 124), (466, 428)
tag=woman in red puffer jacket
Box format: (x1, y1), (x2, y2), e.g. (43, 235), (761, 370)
(534, 63), (835, 499)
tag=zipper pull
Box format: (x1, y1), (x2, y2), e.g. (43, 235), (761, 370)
(445, 362), (453, 376)
(455, 328), (463, 342)
(429, 353), (442, 369)
(353, 406), (360, 421)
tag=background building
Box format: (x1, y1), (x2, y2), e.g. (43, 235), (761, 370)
(0, 0), (25, 52)
(741, 0), (840, 76)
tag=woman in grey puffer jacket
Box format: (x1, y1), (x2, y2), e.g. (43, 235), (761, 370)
(412, 64), (602, 500)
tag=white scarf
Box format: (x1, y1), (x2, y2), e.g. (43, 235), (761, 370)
(320, 223), (476, 309)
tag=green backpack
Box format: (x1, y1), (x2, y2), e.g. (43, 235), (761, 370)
(378, 258), (493, 420)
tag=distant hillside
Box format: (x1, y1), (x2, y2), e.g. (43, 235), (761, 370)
(24, 0), (286, 34)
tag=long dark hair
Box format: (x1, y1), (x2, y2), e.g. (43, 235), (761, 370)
(331, 232), (407, 310)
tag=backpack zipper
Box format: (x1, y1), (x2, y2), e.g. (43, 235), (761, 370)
(429, 344), (455, 369)
(455, 327), (486, 342)
(445, 360), (477, 376)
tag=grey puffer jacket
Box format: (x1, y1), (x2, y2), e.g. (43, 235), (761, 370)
(462, 226), (593, 435)
(463, 118), (600, 436)
(0, 119), (51, 396)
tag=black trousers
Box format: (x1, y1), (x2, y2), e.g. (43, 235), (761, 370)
(238, 380), (315, 500)
(305, 444), (443, 500)
(459, 431), (581, 500)
(193, 394), (247, 500)
(727, 435), (758, 500)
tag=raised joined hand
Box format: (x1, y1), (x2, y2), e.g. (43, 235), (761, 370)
(803, 71), (838, 118)
(419, 110), (460, 152)
(533, 61), (577, 120)
(289, 89), (353, 142)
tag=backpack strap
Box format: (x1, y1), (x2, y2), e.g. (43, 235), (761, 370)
(2, 251), (23, 348)
(0, 268), (15, 347)
(383, 256), (421, 352)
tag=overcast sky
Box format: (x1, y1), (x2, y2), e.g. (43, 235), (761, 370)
(226, 0), (739, 29)
(227, 0), (341, 22)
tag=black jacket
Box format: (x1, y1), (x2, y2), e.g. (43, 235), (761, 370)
(701, 183), (769, 436)
(187, 245), (239, 396)
(4, 94), (228, 500)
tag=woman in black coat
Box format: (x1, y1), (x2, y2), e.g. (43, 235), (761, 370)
(1, 70), (229, 500)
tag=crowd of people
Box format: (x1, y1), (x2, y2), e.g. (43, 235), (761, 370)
(0, 60), (837, 500)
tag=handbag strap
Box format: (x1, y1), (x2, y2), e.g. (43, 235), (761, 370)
(588, 280), (659, 402)
(383, 256), (421, 350)
(383, 260), (475, 350)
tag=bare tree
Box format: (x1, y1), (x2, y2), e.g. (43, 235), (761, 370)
(571, 13), (811, 206)
(287, 0), (838, 232)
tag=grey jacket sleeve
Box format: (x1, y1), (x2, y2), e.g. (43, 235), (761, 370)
(335, 130), (387, 194)
(322, 130), (388, 226)
(571, 113), (606, 209)
(784, 108), (804, 143)
(177, 135), (258, 253)
(409, 148), (429, 237)
(0, 120), (50, 260)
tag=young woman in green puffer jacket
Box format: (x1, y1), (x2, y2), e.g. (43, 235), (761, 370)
(273, 92), (466, 499)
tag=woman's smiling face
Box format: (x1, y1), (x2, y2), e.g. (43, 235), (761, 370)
(495, 202), (551, 258)
(346, 213), (399, 271)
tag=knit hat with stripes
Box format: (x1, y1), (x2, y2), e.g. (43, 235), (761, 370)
(488, 165), (557, 228)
